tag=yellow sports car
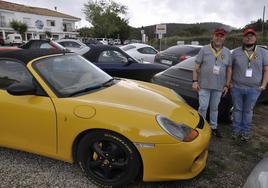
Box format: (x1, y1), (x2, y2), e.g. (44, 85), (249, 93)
(0, 49), (211, 187)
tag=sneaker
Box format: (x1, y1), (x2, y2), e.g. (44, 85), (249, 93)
(212, 129), (222, 138)
(231, 132), (239, 140)
(241, 134), (249, 142)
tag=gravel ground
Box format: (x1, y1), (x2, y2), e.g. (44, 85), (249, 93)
(1, 104), (268, 188)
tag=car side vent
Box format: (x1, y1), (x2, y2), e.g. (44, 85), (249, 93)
(197, 114), (204, 129)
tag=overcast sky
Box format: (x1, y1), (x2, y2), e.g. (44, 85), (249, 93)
(5, 0), (268, 29)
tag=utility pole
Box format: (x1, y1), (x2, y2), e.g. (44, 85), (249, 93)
(262, 6), (266, 39)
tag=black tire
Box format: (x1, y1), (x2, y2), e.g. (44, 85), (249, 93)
(77, 130), (141, 187)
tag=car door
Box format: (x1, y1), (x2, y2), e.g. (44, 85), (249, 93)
(0, 59), (57, 154)
(95, 49), (145, 80)
(95, 49), (128, 77)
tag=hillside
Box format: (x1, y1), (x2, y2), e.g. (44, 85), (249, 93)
(130, 22), (236, 39)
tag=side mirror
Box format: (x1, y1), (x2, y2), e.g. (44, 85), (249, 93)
(125, 58), (135, 66)
(7, 82), (36, 96)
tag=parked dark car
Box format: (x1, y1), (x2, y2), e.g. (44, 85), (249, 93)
(82, 44), (169, 82)
(152, 56), (268, 122)
(154, 45), (202, 66)
(20, 39), (67, 51)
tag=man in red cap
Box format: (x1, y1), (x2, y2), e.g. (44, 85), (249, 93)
(230, 28), (268, 142)
(192, 28), (232, 138)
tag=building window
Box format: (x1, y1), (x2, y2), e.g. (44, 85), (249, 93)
(63, 23), (72, 32)
(47, 20), (55, 27)
(52, 35), (59, 40)
(0, 15), (6, 27)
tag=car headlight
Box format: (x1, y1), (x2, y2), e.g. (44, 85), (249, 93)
(170, 89), (186, 103)
(156, 115), (199, 142)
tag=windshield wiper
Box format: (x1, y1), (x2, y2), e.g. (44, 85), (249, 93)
(68, 78), (115, 97)
(102, 78), (115, 86)
(68, 85), (103, 97)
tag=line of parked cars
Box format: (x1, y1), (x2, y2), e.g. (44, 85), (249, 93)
(20, 39), (169, 82)
(12, 39), (268, 122)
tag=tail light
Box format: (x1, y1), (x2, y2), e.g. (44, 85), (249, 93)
(179, 55), (191, 61)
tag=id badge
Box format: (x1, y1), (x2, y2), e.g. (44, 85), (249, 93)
(213, 65), (220, 75)
(245, 68), (253, 77)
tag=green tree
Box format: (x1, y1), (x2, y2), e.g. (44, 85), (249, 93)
(83, 0), (130, 40)
(78, 27), (92, 38)
(184, 26), (208, 36)
(244, 19), (263, 31)
(45, 31), (52, 38)
(9, 20), (28, 40)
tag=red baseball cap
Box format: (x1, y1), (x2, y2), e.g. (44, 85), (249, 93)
(243, 28), (256, 36)
(213, 28), (227, 36)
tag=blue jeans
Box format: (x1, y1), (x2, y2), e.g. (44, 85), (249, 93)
(231, 87), (261, 136)
(198, 89), (222, 129)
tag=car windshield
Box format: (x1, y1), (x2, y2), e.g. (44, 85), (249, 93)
(33, 54), (113, 97)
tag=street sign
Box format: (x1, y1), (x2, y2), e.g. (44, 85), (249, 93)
(156, 24), (166, 34)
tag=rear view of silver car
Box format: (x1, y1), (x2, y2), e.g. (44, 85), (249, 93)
(154, 45), (201, 66)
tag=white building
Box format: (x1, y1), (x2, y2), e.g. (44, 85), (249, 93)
(0, 0), (81, 40)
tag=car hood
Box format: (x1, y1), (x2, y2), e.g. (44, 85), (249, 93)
(74, 79), (199, 127)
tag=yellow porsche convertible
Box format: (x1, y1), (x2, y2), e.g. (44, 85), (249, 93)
(0, 49), (211, 187)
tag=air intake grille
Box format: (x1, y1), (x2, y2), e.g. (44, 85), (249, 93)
(197, 113), (204, 129)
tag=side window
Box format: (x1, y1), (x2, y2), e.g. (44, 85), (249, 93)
(137, 47), (157, 54)
(98, 50), (128, 64)
(69, 42), (81, 48)
(58, 41), (66, 47)
(40, 43), (54, 49)
(0, 60), (33, 90)
(59, 41), (81, 48)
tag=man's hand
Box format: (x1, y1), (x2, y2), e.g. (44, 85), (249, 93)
(192, 82), (200, 92)
(258, 85), (266, 91)
(223, 86), (228, 97)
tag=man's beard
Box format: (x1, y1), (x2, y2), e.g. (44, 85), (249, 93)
(245, 43), (255, 48)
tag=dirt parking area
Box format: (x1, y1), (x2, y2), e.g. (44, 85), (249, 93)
(1, 104), (268, 188)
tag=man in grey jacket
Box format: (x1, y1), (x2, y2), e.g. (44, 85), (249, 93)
(231, 28), (268, 142)
(192, 28), (232, 138)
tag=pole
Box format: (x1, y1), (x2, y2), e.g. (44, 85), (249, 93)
(262, 6), (265, 39)
(160, 38), (161, 51)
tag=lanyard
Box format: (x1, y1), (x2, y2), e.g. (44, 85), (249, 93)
(210, 44), (222, 65)
(244, 46), (257, 68)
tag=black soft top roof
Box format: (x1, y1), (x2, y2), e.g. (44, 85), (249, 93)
(0, 49), (70, 64)
(83, 44), (129, 62)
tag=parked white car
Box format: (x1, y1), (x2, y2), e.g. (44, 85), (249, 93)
(120, 43), (158, 63)
(56, 39), (90, 55)
(114, 39), (121, 45)
(96, 38), (108, 45)
(5, 34), (23, 45)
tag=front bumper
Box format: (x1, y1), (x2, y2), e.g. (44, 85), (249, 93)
(138, 120), (211, 181)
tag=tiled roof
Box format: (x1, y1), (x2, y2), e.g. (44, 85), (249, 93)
(0, 0), (81, 20)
